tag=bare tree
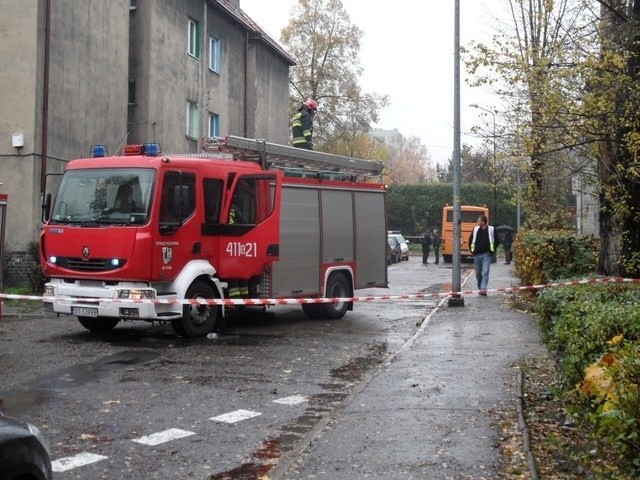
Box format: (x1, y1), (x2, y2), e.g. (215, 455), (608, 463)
(465, 0), (600, 227)
(385, 135), (435, 185)
(280, 0), (389, 152)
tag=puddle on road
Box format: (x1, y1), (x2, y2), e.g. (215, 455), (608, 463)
(0, 350), (159, 417)
(209, 462), (273, 480)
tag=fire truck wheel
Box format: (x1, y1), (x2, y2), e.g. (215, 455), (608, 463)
(320, 272), (351, 319)
(302, 272), (351, 320)
(172, 281), (218, 338)
(77, 316), (120, 333)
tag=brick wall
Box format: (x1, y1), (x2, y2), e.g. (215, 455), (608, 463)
(2, 248), (47, 291)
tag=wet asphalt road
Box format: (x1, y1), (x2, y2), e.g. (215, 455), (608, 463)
(0, 255), (457, 479)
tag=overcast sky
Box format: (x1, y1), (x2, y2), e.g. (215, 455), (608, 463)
(240, 0), (503, 166)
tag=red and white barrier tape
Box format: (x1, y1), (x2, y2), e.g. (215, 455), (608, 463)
(1, 277), (638, 307)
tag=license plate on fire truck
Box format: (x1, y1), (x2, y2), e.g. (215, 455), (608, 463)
(71, 306), (98, 317)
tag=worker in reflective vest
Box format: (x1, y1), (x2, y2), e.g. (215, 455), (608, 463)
(468, 214), (496, 296)
(291, 98), (318, 149)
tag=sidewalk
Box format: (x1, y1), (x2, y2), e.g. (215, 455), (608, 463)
(274, 261), (548, 479)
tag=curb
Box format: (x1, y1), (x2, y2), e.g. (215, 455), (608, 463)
(517, 368), (540, 480)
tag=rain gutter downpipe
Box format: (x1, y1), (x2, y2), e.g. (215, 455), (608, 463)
(40, 0), (51, 196)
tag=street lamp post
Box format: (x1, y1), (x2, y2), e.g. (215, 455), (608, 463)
(470, 104), (497, 260)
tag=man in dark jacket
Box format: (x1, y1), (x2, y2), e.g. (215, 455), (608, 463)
(468, 215), (496, 295)
(422, 230), (432, 264)
(432, 229), (441, 264)
(291, 98), (318, 149)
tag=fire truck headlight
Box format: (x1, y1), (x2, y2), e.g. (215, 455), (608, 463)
(44, 285), (55, 296)
(110, 258), (121, 267)
(117, 289), (155, 300)
(49, 256), (58, 264)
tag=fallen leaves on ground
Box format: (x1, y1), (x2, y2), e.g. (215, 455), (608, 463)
(496, 357), (636, 480)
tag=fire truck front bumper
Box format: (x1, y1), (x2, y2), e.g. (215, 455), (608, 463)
(43, 280), (183, 321)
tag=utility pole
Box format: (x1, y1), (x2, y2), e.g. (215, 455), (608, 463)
(449, 0), (464, 307)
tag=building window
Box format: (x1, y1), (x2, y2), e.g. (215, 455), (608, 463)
(186, 101), (200, 138)
(188, 18), (200, 58)
(209, 36), (221, 73)
(130, 0), (137, 10)
(208, 113), (220, 138)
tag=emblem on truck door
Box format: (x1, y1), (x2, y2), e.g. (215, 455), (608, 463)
(162, 247), (173, 265)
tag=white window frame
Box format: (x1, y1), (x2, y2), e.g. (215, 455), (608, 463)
(186, 101), (200, 138)
(187, 18), (200, 59)
(208, 113), (220, 138)
(209, 36), (221, 73)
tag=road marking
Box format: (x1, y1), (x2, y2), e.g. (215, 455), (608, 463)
(273, 395), (307, 405)
(52, 452), (108, 472)
(210, 409), (261, 423)
(132, 428), (196, 446)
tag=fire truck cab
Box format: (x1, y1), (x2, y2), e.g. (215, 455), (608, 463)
(40, 137), (387, 337)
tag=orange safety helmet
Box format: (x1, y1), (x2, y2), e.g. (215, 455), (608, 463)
(303, 98), (318, 111)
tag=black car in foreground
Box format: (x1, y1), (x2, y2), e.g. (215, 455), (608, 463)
(0, 411), (52, 480)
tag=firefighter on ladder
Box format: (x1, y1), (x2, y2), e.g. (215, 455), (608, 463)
(291, 98), (318, 150)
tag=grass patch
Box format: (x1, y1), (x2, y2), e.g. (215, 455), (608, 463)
(2, 286), (42, 307)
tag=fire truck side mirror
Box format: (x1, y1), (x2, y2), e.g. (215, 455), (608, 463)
(42, 193), (52, 222)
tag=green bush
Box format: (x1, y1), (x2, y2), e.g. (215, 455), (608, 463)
(537, 283), (640, 388)
(536, 282), (640, 474)
(578, 338), (640, 472)
(386, 182), (519, 235)
(513, 228), (599, 286)
(525, 227), (640, 475)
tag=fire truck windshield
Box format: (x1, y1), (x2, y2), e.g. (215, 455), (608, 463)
(50, 168), (156, 225)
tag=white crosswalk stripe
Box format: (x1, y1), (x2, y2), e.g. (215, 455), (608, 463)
(273, 395), (307, 405)
(132, 428), (196, 446)
(50, 398), (309, 473)
(210, 408), (262, 423)
(52, 452), (108, 472)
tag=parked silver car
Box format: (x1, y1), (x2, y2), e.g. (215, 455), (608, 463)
(388, 231), (409, 261)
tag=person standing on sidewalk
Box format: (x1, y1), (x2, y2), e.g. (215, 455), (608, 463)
(422, 229), (432, 264)
(432, 229), (441, 264)
(468, 215), (496, 295)
(502, 229), (514, 264)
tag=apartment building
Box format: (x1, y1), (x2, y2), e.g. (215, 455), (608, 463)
(0, 0), (293, 284)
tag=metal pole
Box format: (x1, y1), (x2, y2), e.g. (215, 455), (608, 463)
(491, 112), (497, 263)
(449, 0), (464, 307)
(491, 113), (497, 227)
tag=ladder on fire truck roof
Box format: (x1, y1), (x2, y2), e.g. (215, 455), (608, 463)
(201, 135), (383, 179)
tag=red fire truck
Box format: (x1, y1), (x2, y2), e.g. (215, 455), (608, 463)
(40, 136), (388, 337)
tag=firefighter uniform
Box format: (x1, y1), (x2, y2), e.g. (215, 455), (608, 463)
(291, 99), (317, 149)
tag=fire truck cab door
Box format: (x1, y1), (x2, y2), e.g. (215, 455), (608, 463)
(218, 172), (281, 279)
